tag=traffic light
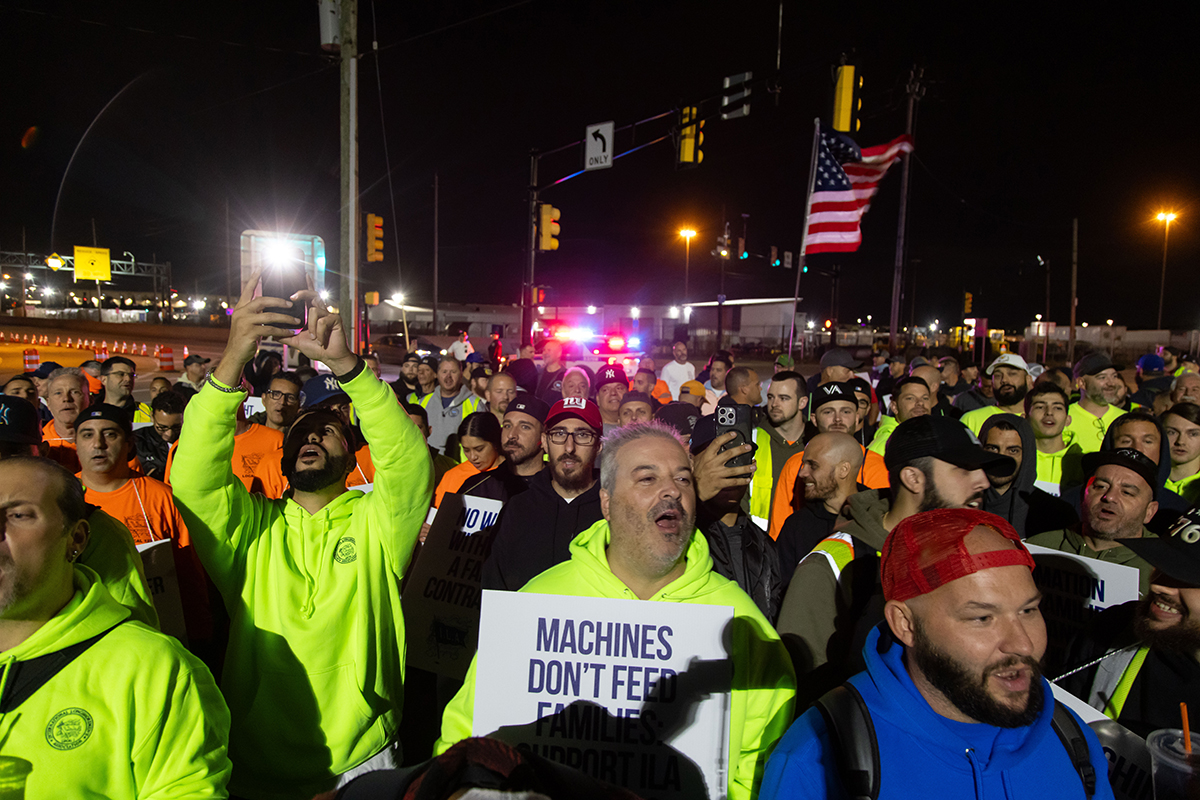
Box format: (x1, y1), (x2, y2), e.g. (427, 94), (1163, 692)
(365, 213), (384, 261)
(538, 204), (561, 251)
(737, 237), (747, 259)
(832, 64), (863, 133)
(676, 106), (703, 169)
(363, 291), (380, 306)
(770, 246), (779, 267)
(715, 233), (729, 259)
(963, 291), (974, 315)
(531, 286), (547, 305)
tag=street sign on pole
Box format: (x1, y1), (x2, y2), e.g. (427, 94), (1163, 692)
(584, 121), (614, 170)
(73, 246), (111, 281)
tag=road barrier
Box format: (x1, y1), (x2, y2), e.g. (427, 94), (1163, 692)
(23, 349), (38, 371)
(158, 346), (175, 372)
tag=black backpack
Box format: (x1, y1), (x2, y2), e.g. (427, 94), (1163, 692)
(815, 682), (1097, 800)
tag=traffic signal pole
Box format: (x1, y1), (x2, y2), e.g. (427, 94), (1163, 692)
(522, 152), (539, 347)
(339, 0), (360, 352)
(889, 67), (922, 354)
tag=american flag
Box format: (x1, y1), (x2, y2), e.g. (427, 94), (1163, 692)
(804, 128), (914, 254)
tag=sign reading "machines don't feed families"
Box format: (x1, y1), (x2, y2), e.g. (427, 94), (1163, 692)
(473, 591), (735, 800)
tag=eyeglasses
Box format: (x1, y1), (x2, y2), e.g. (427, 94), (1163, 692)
(547, 428), (598, 446)
(153, 423), (183, 434)
(106, 370), (136, 380)
(264, 389), (300, 405)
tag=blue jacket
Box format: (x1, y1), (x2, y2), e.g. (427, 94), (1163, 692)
(760, 625), (1114, 800)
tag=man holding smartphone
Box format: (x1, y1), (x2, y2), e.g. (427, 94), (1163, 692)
(170, 269), (433, 799)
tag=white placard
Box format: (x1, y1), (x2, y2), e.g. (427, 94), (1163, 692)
(473, 591), (733, 800)
(135, 539), (188, 644)
(1027, 543), (1141, 666)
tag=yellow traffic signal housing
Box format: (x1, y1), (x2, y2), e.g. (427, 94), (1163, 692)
(963, 292), (974, 315)
(364, 291), (380, 306)
(365, 213), (384, 262)
(677, 106), (704, 168)
(538, 204), (561, 251)
(832, 65), (863, 133)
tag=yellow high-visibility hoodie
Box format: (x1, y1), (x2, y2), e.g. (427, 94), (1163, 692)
(0, 566), (231, 799)
(171, 368), (432, 799)
(435, 518), (797, 800)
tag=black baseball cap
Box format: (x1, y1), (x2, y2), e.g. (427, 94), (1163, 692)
(594, 365), (628, 390)
(811, 382), (859, 412)
(1082, 448), (1159, 499)
(31, 361), (63, 379)
(655, 402), (700, 438)
(0, 395), (41, 445)
(506, 396), (550, 424)
(421, 355), (440, 370)
(183, 354), (211, 368)
(619, 391), (655, 410)
(403, 352), (421, 364)
(820, 347), (863, 370)
(884, 415), (1015, 476)
(1074, 352), (1116, 380)
(1120, 507), (1200, 585)
(73, 403), (133, 436)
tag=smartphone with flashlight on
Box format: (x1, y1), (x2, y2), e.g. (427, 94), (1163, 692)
(260, 246), (308, 331)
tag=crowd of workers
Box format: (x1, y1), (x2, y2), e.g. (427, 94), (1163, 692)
(2, 271), (1199, 800)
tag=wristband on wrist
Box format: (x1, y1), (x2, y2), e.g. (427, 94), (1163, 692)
(335, 357), (366, 383)
(206, 374), (247, 394)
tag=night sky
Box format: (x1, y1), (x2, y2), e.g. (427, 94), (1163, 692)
(3, 2), (1198, 331)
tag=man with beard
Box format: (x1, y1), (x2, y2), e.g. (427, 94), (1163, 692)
(458, 395), (548, 501)
(776, 416), (1012, 706)
(701, 351), (732, 413)
(769, 383), (889, 539)
(1066, 352), (1126, 454)
(535, 338), (567, 403)
(761, 508), (1112, 800)
(1029, 449), (1160, 594)
(746, 371), (809, 532)
(774, 432), (863, 593)
(413, 356), (484, 456)
(1058, 509), (1200, 738)
(391, 352), (421, 398)
(961, 353), (1032, 434)
(440, 421), (796, 800)
(481, 397), (604, 591)
(169, 270), (433, 799)
(910, 363), (960, 419)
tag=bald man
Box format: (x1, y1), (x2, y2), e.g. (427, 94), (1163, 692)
(774, 433), (863, 593)
(911, 363), (959, 419)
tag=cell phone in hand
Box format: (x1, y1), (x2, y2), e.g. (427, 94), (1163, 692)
(714, 403), (757, 468)
(260, 249), (308, 330)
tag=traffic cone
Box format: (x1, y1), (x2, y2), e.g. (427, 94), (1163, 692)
(55, 336), (61, 346)
(183, 346), (189, 360)
(21, 334), (27, 343)
(141, 343), (147, 356)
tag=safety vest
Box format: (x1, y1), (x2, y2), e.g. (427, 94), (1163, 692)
(804, 531), (858, 582)
(749, 428), (773, 529)
(1084, 645), (1150, 720)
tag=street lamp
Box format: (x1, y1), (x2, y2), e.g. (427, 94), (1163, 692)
(679, 229), (696, 305)
(1156, 212), (1177, 330)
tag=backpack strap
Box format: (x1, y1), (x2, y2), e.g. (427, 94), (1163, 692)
(0, 621), (125, 713)
(1050, 700), (1097, 799)
(814, 683), (880, 800)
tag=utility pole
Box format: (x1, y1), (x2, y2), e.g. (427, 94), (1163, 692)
(338, 0), (360, 352)
(889, 67), (923, 353)
(1043, 257), (1051, 363)
(522, 152), (538, 347)
(433, 172), (439, 335)
(1068, 218), (1078, 365)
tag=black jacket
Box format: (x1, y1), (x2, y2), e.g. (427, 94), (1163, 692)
(978, 414), (1077, 537)
(697, 509), (782, 624)
(480, 469), (603, 592)
(133, 427), (170, 481)
(459, 460), (538, 505)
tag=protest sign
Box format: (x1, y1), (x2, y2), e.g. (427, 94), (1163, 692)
(136, 539), (188, 644)
(473, 590), (733, 800)
(1026, 543), (1140, 668)
(403, 493), (504, 678)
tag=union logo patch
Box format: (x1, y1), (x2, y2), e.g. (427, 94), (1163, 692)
(334, 536), (357, 564)
(45, 708), (93, 750)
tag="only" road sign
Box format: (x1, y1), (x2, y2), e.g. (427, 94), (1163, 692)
(584, 121), (614, 171)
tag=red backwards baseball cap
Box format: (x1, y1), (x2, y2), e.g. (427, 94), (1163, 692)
(881, 508), (1035, 602)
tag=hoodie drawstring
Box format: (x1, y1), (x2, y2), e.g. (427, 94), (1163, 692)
(966, 748), (984, 799)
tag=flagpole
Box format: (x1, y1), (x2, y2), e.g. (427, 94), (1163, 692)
(788, 118), (822, 358)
